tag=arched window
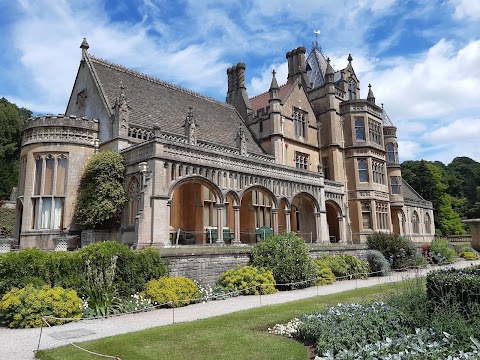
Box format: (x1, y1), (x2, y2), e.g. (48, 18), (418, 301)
(355, 118), (365, 141)
(386, 143), (398, 164)
(126, 177), (140, 226)
(390, 176), (401, 194)
(412, 211), (419, 234)
(425, 213), (432, 234)
(358, 160), (369, 182)
(348, 78), (357, 100)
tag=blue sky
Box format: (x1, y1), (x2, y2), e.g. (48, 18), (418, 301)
(1, 0), (479, 164)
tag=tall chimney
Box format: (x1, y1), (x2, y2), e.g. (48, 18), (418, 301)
(286, 51), (294, 79)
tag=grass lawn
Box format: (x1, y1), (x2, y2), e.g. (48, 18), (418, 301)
(36, 281), (404, 360)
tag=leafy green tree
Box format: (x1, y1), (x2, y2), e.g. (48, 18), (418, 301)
(0, 98), (32, 199)
(75, 151), (127, 229)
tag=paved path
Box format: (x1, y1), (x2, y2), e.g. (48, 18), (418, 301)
(1, 260), (478, 360)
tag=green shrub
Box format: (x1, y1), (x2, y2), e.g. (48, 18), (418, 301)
(218, 266), (277, 295)
(317, 254), (369, 280)
(144, 276), (199, 308)
(429, 238), (456, 264)
(366, 249), (391, 276)
(251, 232), (316, 290)
(366, 232), (417, 270)
(426, 266), (480, 315)
(78, 242), (166, 297)
(460, 251), (477, 261)
(0, 284), (82, 328)
(75, 151), (127, 230)
(314, 260), (335, 285)
(0, 243), (166, 298)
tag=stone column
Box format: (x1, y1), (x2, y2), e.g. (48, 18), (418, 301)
(272, 209), (279, 234)
(233, 205), (241, 244)
(285, 209), (291, 233)
(216, 204), (225, 244)
(151, 197), (171, 247)
(314, 212), (322, 243)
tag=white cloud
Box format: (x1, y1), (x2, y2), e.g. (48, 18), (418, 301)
(450, 0), (480, 20)
(398, 140), (422, 161)
(249, 62), (288, 97)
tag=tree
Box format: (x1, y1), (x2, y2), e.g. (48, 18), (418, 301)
(0, 98), (32, 199)
(75, 151), (127, 229)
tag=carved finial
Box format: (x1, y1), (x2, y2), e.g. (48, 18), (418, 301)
(272, 69), (276, 76)
(184, 106), (197, 145)
(80, 38), (89, 50)
(236, 122), (247, 156)
(367, 84), (375, 104)
(347, 54), (353, 63)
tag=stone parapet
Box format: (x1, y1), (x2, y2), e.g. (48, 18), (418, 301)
(22, 115), (98, 146)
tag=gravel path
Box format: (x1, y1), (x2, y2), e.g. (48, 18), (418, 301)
(1, 260), (478, 360)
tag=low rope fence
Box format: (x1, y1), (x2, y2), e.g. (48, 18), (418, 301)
(36, 260), (478, 359)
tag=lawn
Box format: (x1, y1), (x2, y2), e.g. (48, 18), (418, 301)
(36, 282), (402, 360)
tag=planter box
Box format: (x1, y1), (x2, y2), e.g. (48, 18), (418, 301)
(0, 238), (14, 253)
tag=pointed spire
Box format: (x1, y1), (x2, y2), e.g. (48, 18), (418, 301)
(325, 57), (334, 83)
(269, 69), (279, 90)
(367, 84), (375, 104)
(236, 122), (247, 156)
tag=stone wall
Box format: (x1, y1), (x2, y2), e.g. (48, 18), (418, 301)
(161, 245), (368, 286)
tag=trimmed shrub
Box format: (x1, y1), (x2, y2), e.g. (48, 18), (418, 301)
(460, 251), (477, 260)
(366, 232), (417, 270)
(251, 232), (316, 290)
(314, 260), (335, 285)
(218, 266), (277, 295)
(317, 254), (370, 280)
(366, 249), (391, 276)
(0, 242), (166, 298)
(429, 238), (456, 264)
(144, 276), (199, 308)
(78, 242), (167, 298)
(0, 285), (82, 328)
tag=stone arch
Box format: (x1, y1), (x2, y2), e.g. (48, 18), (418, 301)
(291, 192), (318, 243)
(240, 184), (278, 209)
(239, 185), (277, 244)
(125, 176), (141, 226)
(424, 212), (432, 235)
(326, 200), (342, 243)
(169, 175), (224, 245)
(412, 211), (420, 234)
(224, 190), (240, 206)
(168, 175), (224, 203)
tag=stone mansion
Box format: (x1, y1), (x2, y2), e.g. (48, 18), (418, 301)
(13, 39), (434, 249)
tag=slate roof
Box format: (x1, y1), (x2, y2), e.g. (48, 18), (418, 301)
(88, 54), (266, 155)
(402, 178), (433, 208)
(250, 83), (294, 113)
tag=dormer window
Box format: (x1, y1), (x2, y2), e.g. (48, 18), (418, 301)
(348, 79), (357, 100)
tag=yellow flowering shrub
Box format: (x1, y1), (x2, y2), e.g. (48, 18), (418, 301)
(143, 276), (199, 308)
(0, 284), (82, 328)
(314, 260), (336, 286)
(217, 265), (277, 295)
(459, 251), (477, 261)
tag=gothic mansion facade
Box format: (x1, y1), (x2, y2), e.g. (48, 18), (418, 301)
(14, 39), (434, 249)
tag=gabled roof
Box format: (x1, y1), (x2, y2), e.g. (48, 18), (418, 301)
(249, 82), (294, 113)
(86, 54), (266, 154)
